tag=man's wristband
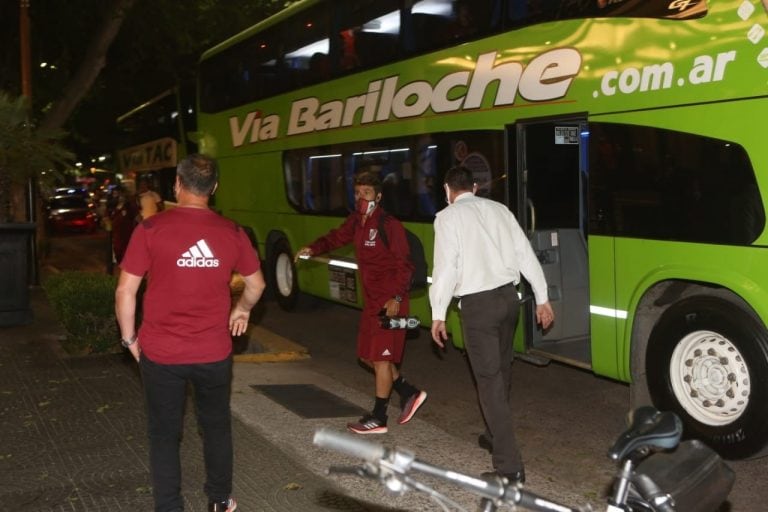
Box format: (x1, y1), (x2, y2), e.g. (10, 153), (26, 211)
(120, 333), (138, 348)
(393, 295), (403, 303)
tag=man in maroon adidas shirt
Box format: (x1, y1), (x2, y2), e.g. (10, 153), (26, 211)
(115, 154), (265, 512)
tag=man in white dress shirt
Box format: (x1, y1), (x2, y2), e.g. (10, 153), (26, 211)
(429, 165), (554, 485)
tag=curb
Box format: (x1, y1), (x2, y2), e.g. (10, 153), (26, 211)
(233, 324), (310, 363)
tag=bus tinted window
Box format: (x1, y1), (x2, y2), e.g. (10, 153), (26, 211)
(284, 130), (506, 220)
(508, 0), (706, 26)
(284, 149), (346, 215)
(404, 0), (495, 54)
(336, 0), (401, 75)
(200, 0), (706, 113)
(285, 141), (420, 218)
(590, 123), (763, 244)
(282, 5), (331, 88)
(199, 24), (283, 113)
(441, 131), (506, 205)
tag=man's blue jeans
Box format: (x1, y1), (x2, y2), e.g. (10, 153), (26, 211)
(140, 355), (233, 512)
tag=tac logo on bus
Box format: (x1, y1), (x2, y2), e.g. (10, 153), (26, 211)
(229, 48), (582, 147)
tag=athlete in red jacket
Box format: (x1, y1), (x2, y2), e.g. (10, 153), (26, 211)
(296, 171), (427, 434)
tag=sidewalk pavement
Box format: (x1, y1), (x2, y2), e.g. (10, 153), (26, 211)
(0, 287), (587, 511)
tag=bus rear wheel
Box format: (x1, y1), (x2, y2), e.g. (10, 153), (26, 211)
(646, 296), (768, 459)
(268, 238), (298, 311)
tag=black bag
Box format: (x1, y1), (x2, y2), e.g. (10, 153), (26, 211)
(632, 439), (734, 512)
(377, 214), (428, 291)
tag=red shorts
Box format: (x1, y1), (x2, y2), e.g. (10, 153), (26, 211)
(356, 301), (408, 363)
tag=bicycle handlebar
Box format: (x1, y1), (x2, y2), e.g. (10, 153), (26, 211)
(314, 428), (387, 462)
(313, 428), (583, 512)
(315, 407), (731, 512)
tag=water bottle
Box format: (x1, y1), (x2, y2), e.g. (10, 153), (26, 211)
(380, 316), (421, 330)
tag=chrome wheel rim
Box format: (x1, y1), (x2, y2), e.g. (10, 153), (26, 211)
(275, 252), (294, 297)
(669, 330), (750, 426)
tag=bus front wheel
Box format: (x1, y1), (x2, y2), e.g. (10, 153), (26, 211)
(646, 296), (768, 459)
(268, 238), (298, 311)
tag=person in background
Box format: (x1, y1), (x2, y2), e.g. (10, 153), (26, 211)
(115, 154), (266, 512)
(109, 185), (137, 267)
(429, 165), (554, 485)
(308, 52), (331, 82)
(137, 179), (163, 220)
(294, 171), (427, 434)
(444, 0), (480, 41)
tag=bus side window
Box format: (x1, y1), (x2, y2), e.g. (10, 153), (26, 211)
(405, 12), (451, 54)
(335, 1), (401, 73)
(443, 0), (481, 42)
(308, 52), (332, 82)
(355, 31), (399, 70)
(415, 137), (438, 218)
(589, 122), (764, 245)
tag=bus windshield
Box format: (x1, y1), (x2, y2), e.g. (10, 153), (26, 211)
(115, 85), (197, 201)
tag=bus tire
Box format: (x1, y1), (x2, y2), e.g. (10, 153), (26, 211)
(268, 237), (299, 311)
(646, 295), (768, 459)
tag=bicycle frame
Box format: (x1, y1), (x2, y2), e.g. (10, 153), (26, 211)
(314, 407), (731, 512)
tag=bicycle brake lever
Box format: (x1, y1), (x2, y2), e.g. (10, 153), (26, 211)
(328, 464), (377, 478)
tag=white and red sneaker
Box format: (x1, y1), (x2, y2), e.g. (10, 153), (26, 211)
(398, 390), (427, 424)
(208, 497), (237, 512)
(347, 414), (388, 434)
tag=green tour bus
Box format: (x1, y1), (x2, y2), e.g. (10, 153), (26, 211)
(197, 0), (768, 459)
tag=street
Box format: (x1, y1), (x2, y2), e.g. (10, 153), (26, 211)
(43, 231), (765, 511)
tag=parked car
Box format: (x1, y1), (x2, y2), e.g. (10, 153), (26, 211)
(46, 195), (99, 233)
(50, 186), (90, 199)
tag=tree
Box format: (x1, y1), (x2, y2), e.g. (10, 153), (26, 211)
(38, 0), (138, 133)
(0, 92), (72, 223)
(0, 0), (293, 162)
(0, 0), (293, 223)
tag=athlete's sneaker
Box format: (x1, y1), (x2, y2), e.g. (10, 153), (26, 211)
(208, 497), (237, 512)
(398, 390), (427, 424)
(347, 414), (388, 434)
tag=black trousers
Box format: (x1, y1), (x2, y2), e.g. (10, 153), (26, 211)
(140, 355), (234, 512)
(459, 282), (523, 474)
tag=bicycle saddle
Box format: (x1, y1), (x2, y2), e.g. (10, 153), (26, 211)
(607, 406), (683, 461)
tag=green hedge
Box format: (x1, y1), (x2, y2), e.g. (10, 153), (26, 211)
(43, 271), (119, 354)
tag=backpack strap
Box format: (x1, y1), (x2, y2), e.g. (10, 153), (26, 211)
(377, 212), (389, 249)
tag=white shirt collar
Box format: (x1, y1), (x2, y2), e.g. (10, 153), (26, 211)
(453, 191), (474, 203)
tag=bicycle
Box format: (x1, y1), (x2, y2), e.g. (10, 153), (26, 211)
(313, 406), (734, 512)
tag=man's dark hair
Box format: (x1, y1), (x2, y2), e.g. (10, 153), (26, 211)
(177, 154), (218, 196)
(444, 166), (475, 192)
(354, 170), (382, 195)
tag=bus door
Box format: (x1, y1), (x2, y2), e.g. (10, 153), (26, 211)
(508, 119), (591, 369)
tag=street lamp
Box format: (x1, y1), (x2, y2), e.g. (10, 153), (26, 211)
(19, 0), (40, 286)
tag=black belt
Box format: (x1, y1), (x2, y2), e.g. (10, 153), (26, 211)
(459, 281), (516, 299)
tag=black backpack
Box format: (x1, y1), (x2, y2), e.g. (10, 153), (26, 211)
(377, 213), (428, 291)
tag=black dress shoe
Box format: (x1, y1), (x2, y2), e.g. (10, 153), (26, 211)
(481, 469), (526, 485)
(477, 433), (493, 453)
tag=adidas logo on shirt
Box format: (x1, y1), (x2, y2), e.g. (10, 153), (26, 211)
(177, 239), (220, 268)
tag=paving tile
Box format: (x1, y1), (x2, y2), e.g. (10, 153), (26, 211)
(0, 288), (372, 511)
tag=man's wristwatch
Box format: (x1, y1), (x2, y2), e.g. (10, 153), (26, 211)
(393, 295), (403, 303)
(120, 333), (138, 348)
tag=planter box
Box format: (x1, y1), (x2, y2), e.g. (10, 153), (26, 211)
(0, 223), (35, 326)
